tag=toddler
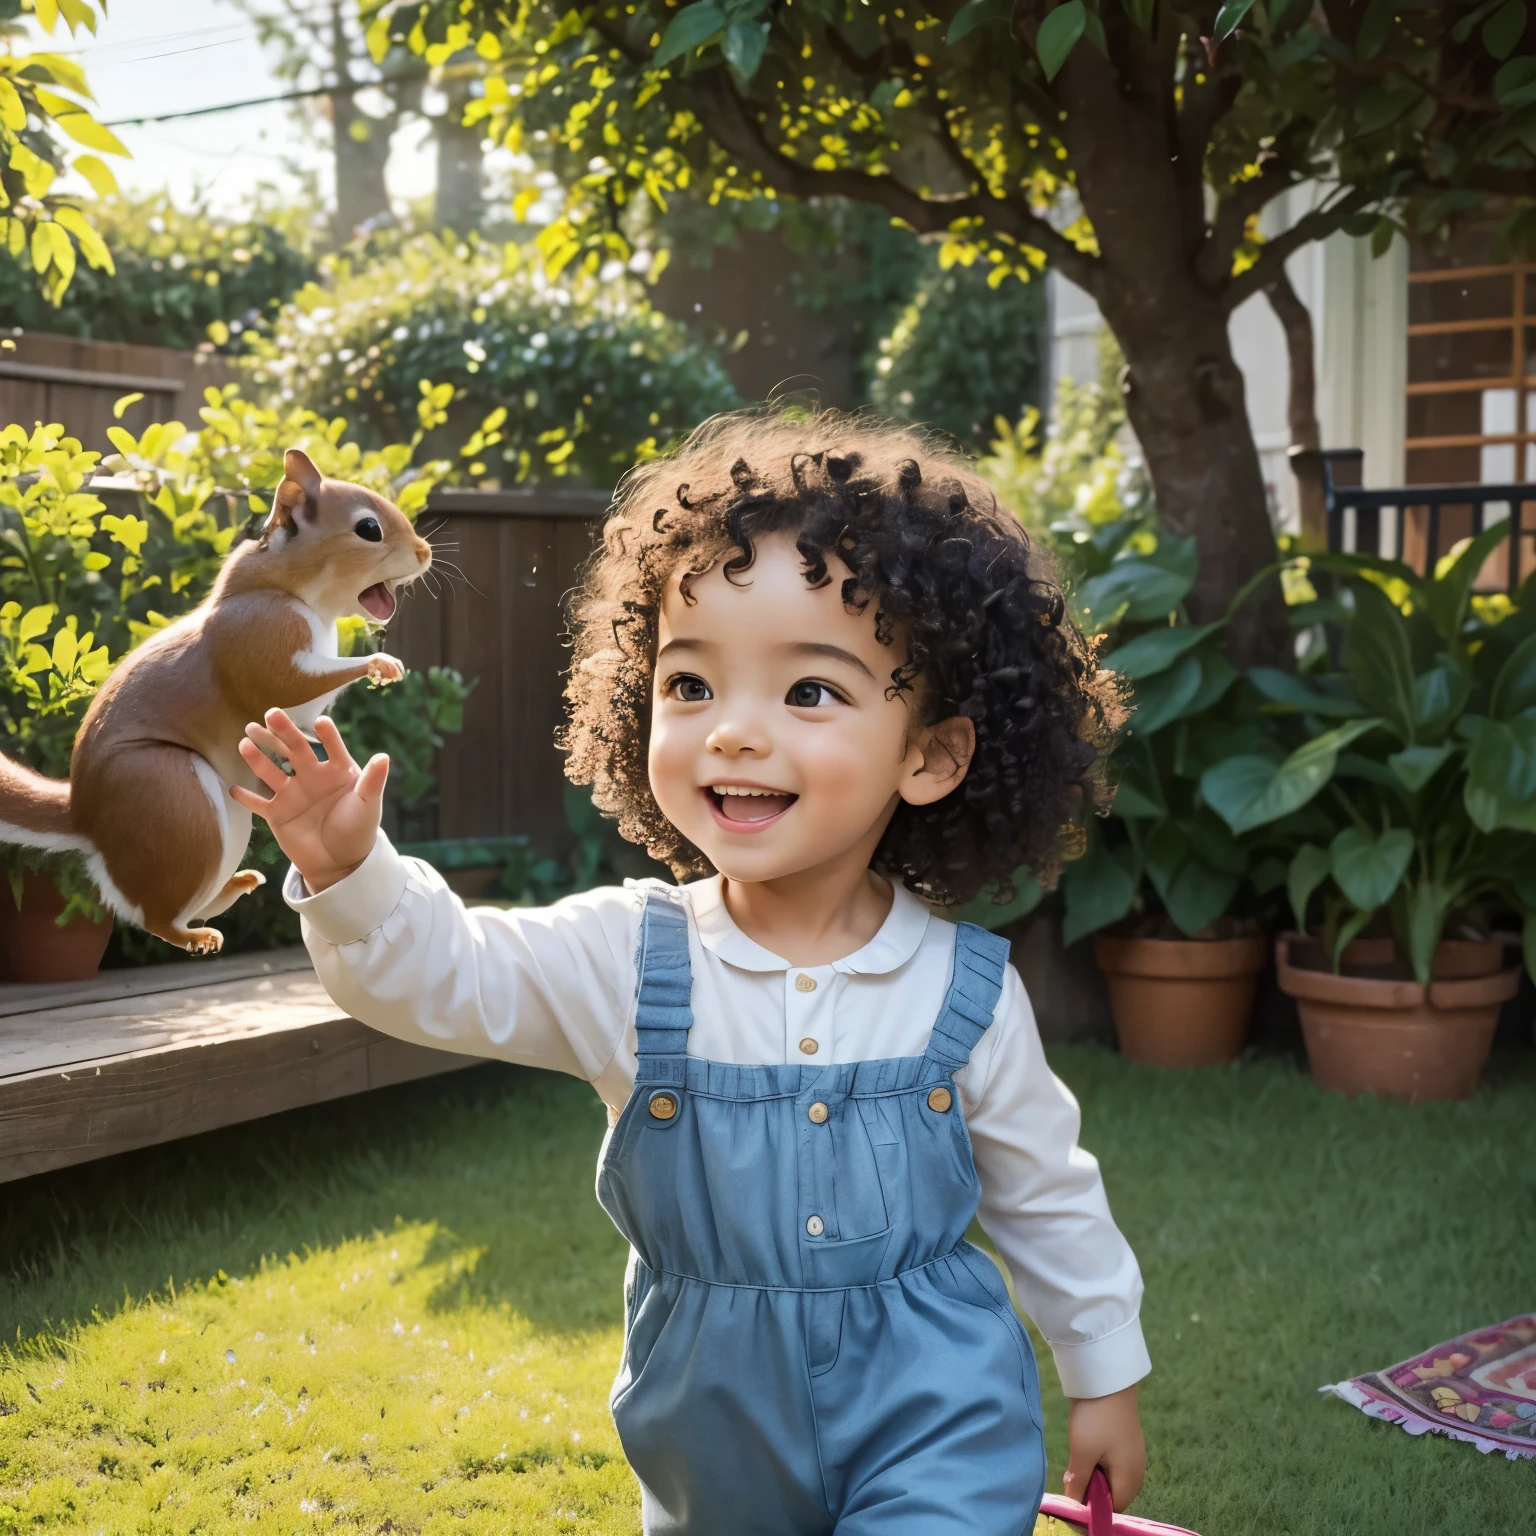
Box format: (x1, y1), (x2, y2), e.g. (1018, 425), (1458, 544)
(236, 410), (1150, 1534)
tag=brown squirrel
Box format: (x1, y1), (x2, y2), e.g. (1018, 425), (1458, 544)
(0, 448), (431, 953)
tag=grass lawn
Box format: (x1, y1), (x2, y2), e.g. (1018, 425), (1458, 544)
(2, 1044), (1532, 1534)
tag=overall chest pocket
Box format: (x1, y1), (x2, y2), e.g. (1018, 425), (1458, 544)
(808, 1097), (890, 1242)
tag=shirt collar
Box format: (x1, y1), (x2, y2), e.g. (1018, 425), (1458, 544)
(684, 874), (932, 976)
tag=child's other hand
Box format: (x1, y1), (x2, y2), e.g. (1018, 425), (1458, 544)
(1063, 1383), (1145, 1512)
(231, 709), (387, 894)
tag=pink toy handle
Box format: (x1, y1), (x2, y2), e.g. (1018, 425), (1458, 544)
(1037, 1469), (1204, 1536)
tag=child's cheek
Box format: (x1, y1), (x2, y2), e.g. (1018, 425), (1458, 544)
(647, 716), (701, 828)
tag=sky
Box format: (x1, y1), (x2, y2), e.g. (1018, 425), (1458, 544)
(50, 0), (438, 213)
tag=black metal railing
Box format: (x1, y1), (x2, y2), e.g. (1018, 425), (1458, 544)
(1293, 448), (1536, 592)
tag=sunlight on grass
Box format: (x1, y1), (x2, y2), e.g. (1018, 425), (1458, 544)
(2, 1047), (1533, 1534)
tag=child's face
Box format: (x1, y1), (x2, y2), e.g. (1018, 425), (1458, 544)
(648, 534), (972, 888)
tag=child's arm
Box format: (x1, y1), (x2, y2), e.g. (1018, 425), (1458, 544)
(231, 709), (634, 1087)
(962, 964), (1151, 1510)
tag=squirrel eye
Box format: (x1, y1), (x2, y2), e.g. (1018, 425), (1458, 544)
(354, 516), (383, 543)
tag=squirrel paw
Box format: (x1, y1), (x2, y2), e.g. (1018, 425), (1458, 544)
(366, 654), (405, 685)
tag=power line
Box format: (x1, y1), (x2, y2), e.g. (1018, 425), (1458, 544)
(105, 73), (428, 127)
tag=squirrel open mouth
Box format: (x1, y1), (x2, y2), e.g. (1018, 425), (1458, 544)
(359, 582), (396, 621)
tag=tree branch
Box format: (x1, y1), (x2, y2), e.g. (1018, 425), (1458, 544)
(1221, 186), (1376, 310)
(684, 68), (1105, 295)
(1197, 141), (1304, 291)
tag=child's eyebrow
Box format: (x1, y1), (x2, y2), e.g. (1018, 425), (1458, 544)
(785, 642), (877, 680)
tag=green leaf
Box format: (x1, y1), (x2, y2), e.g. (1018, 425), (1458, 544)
(1356, 0), (1395, 57)
(1145, 822), (1239, 935)
(1288, 844), (1332, 931)
(1411, 660), (1471, 740)
(1201, 719), (1383, 834)
(1427, 519), (1511, 641)
(1329, 826), (1413, 912)
(947, 0), (1012, 44)
(1455, 0), (1505, 42)
(1078, 537), (1197, 627)
(950, 868), (1050, 929)
(1248, 667), (1369, 718)
(1060, 826), (1138, 946)
(1213, 0), (1258, 39)
(721, 20), (769, 78)
(1405, 879), (1447, 985)
(1101, 622), (1224, 682)
(1495, 55), (1536, 109)
(1523, 910), (1536, 983)
(1485, 0), (1528, 60)
(1036, 0), (1087, 81)
(1109, 738), (1166, 819)
(1388, 743), (1454, 793)
(1127, 652), (1203, 736)
(1333, 907), (1377, 967)
(1464, 716), (1536, 832)
(1347, 581), (1416, 739)
(1491, 631), (1536, 718)
(653, 1), (726, 67)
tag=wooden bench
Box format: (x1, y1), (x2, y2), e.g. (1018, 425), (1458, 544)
(0, 949), (479, 1184)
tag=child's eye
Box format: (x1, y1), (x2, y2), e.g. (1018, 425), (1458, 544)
(787, 680), (842, 708)
(669, 675), (712, 703)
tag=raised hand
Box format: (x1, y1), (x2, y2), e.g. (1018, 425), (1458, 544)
(231, 708), (388, 894)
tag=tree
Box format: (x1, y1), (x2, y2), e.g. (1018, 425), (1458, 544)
(374, 0), (1536, 665)
(240, 0), (424, 242)
(0, 0), (126, 304)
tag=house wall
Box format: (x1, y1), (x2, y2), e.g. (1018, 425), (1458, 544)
(1046, 188), (1408, 531)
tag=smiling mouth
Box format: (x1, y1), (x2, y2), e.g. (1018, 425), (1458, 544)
(706, 786), (798, 826)
(359, 581), (396, 621)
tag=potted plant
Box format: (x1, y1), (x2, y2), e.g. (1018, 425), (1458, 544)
(1200, 523), (1535, 1101)
(994, 486), (1277, 1068)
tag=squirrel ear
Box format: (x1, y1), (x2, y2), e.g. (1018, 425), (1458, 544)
(263, 448), (323, 539)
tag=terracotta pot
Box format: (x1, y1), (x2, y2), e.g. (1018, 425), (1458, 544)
(442, 866), (503, 901)
(1275, 931), (1515, 1103)
(0, 870), (112, 984)
(1093, 932), (1268, 1068)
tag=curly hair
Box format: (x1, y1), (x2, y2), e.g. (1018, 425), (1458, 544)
(562, 407), (1122, 907)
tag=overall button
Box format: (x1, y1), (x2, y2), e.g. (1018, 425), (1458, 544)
(794, 974), (817, 993)
(805, 1214), (825, 1237)
(648, 1092), (678, 1120)
(807, 1101), (829, 1124)
(798, 1037), (819, 1055)
(927, 1086), (953, 1114)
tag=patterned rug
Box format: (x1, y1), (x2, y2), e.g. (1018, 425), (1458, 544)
(1322, 1314), (1536, 1460)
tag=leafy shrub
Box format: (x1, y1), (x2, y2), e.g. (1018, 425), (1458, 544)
(0, 193), (315, 351)
(871, 260), (1045, 448)
(249, 233), (741, 485)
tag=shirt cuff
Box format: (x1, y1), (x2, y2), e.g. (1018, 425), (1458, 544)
(1050, 1314), (1152, 1400)
(282, 830), (410, 945)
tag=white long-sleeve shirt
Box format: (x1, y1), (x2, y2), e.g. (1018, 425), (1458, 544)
(285, 835), (1151, 1400)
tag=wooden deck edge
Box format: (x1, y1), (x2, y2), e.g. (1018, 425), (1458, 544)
(0, 1014), (485, 1185)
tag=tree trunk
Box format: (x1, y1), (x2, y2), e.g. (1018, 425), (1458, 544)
(328, 0), (392, 244)
(1265, 269), (1328, 552)
(1096, 281), (1290, 668)
(1052, 35), (1291, 669)
(434, 75), (484, 234)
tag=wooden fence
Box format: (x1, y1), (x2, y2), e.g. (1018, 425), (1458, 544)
(390, 487), (612, 855)
(0, 332), (242, 450)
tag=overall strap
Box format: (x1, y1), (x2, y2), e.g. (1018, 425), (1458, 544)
(634, 892), (693, 1085)
(925, 922), (1010, 1074)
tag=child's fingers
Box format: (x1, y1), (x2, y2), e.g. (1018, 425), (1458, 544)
(1061, 1451), (1099, 1506)
(313, 714), (358, 772)
(355, 752), (390, 807)
(263, 708), (319, 771)
(229, 782), (273, 815)
(238, 735), (292, 793)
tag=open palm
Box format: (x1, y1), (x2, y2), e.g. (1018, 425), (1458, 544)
(232, 709), (388, 894)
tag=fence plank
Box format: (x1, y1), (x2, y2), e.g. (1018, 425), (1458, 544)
(396, 489), (608, 855)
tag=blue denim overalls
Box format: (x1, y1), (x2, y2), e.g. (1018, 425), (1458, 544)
(596, 893), (1047, 1534)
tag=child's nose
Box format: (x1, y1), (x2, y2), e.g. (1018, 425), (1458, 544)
(705, 713), (771, 758)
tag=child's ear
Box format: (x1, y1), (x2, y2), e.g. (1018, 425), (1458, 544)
(899, 715), (976, 807)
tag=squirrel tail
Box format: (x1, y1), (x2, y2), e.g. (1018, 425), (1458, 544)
(0, 752), (90, 853)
